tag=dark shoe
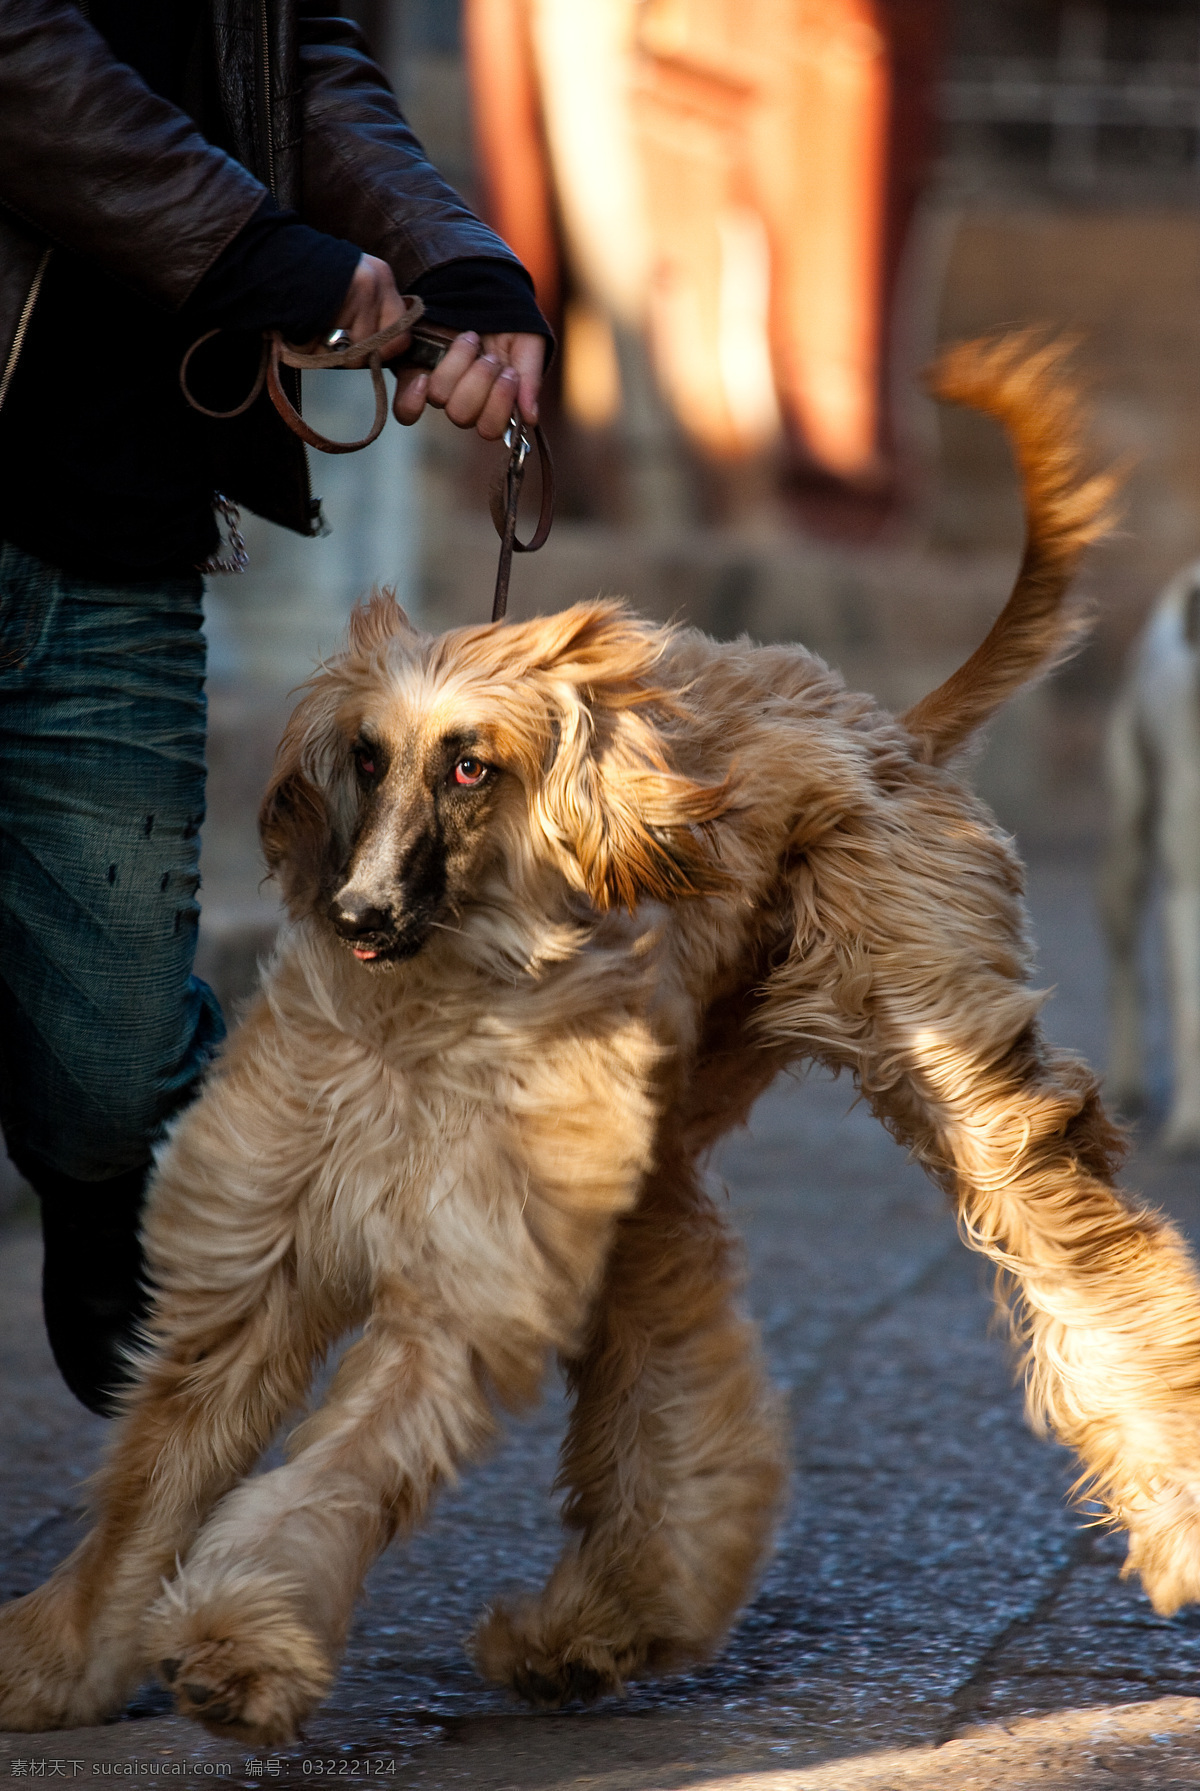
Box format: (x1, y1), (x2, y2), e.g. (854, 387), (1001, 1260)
(35, 1164), (152, 1417)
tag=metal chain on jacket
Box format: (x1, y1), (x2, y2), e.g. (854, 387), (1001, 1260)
(198, 493), (250, 576)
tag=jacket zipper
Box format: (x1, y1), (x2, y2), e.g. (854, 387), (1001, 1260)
(0, 247), (52, 416)
(259, 0), (277, 196)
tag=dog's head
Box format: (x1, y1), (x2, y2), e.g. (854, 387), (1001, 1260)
(259, 594), (732, 965)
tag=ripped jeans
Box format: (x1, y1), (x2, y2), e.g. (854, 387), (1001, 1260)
(0, 540), (224, 1191)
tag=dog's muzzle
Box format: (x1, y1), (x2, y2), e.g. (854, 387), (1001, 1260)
(326, 889), (428, 963)
(327, 891), (393, 961)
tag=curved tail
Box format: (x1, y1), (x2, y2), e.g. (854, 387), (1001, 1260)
(901, 331), (1120, 765)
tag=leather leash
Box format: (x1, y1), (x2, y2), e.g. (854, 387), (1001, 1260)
(489, 417), (554, 622)
(180, 298), (554, 620)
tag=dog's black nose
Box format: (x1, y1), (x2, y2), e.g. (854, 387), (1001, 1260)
(327, 892), (388, 938)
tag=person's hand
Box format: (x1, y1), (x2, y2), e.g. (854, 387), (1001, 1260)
(327, 253), (412, 357)
(392, 331), (545, 438)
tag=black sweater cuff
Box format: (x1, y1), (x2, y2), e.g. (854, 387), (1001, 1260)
(183, 214), (551, 352)
(408, 258), (552, 344)
(182, 197), (360, 339)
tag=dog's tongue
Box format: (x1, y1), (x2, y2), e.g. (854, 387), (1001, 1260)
(353, 947), (378, 961)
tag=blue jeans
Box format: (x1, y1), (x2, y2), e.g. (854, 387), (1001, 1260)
(0, 541), (224, 1188)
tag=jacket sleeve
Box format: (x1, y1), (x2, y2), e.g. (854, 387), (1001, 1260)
(297, 5), (520, 290)
(0, 0), (265, 308)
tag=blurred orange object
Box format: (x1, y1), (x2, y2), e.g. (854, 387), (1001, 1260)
(768, 1), (892, 478)
(465, 0), (941, 486)
(463, 0), (561, 320)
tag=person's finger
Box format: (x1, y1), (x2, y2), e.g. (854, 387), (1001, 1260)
(327, 254), (410, 354)
(392, 369), (429, 425)
(426, 332), (482, 408)
(374, 283), (411, 355)
(441, 353), (507, 428)
(372, 323), (411, 362)
(331, 255), (386, 339)
(474, 364), (521, 441)
(483, 332), (546, 424)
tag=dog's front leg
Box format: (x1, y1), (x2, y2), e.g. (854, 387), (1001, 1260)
(144, 971), (663, 1741)
(0, 1253), (322, 1732)
(0, 1015), (338, 1733)
(145, 1287), (507, 1746)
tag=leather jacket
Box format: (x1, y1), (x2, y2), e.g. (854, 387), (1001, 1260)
(0, 0), (518, 534)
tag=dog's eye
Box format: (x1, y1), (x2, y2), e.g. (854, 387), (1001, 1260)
(453, 757), (489, 788)
(354, 746), (377, 780)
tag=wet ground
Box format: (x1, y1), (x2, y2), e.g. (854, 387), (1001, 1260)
(4, 853), (1200, 1789)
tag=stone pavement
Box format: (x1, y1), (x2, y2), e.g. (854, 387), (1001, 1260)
(4, 853), (1200, 1790)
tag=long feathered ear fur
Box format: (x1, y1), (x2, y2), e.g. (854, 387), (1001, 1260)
(259, 590), (415, 914)
(522, 605), (734, 911)
(259, 717), (333, 916)
(259, 688), (354, 917)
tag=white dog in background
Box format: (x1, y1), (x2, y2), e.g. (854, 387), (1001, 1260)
(1102, 558), (1200, 1151)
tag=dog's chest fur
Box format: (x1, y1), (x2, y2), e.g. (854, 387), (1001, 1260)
(246, 913), (693, 1349)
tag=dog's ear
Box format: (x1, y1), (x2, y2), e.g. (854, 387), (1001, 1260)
(527, 606), (734, 911)
(259, 703), (338, 915)
(539, 708), (733, 911)
(347, 587), (418, 657)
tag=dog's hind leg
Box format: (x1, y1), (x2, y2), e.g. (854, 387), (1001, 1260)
(901, 1024), (1200, 1614)
(1099, 691), (1153, 1117)
(759, 833), (1200, 1618)
(472, 1147), (786, 1707)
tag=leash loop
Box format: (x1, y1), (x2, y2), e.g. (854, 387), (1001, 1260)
(180, 300), (555, 616)
(180, 303), (424, 447)
(265, 304), (425, 452)
(179, 329), (269, 419)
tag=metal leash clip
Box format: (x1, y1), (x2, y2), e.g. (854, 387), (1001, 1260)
(490, 417), (554, 623)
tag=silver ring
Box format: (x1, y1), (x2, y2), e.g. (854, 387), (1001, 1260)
(324, 328), (352, 352)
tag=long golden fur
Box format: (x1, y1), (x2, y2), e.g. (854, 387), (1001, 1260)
(3, 335), (1195, 1749)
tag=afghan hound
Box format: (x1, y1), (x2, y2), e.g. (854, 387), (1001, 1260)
(6, 336), (1196, 1752)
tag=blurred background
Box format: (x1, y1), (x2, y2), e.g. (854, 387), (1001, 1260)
(193, 0), (1200, 1011)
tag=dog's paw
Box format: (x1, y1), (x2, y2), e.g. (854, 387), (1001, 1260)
(147, 1575), (332, 1746)
(0, 1585), (119, 1731)
(471, 1600), (628, 1709)
(157, 1635), (325, 1744)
